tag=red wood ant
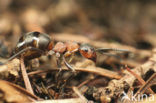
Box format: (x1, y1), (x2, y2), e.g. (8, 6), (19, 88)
(0, 31), (129, 72)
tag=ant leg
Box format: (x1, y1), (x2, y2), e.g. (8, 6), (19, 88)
(55, 52), (64, 85)
(59, 72), (75, 96)
(55, 52), (63, 73)
(59, 55), (78, 96)
(58, 55), (77, 97)
(64, 51), (74, 63)
(68, 53), (74, 63)
(63, 55), (75, 72)
(0, 47), (44, 65)
(55, 58), (62, 81)
(47, 50), (55, 56)
(56, 58), (62, 73)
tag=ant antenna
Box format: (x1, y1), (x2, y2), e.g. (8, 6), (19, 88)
(96, 48), (130, 53)
(102, 52), (121, 59)
(0, 47), (44, 65)
(96, 48), (130, 60)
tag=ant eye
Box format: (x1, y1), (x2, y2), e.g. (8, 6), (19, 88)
(33, 31), (40, 37)
(83, 49), (88, 52)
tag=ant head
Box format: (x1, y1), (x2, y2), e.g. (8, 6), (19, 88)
(79, 43), (97, 63)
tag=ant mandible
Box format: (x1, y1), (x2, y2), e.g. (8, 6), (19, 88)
(0, 31), (129, 72)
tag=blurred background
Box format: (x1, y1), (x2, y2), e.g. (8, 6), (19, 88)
(0, 0), (156, 55)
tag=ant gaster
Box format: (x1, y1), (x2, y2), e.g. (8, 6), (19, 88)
(0, 31), (129, 72)
(2, 31), (54, 64)
(15, 31), (53, 60)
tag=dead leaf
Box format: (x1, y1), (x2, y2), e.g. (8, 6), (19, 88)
(0, 80), (39, 103)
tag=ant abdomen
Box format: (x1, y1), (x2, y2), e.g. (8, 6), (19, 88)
(14, 31), (54, 60)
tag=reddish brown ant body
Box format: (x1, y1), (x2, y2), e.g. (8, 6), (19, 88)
(53, 41), (97, 62)
(52, 41), (97, 72)
(0, 31), (129, 72)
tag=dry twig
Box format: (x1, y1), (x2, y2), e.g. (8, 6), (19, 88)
(134, 73), (156, 98)
(28, 65), (121, 79)
(126, 66), (154, 94)
(0, 80), (39, 102)
(72, 86), (88, 103)
(20, 57), (34, 95)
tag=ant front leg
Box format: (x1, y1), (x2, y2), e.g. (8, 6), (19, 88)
(64, 51), (73, 63)
(63, 55), (75, 73)
(63, 49), (79, 72)
(58, 55), (77, 96)
(0, 47), (44, 65)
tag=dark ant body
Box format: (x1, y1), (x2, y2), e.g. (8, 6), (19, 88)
(0, 31), (129, 72)
(1, 31), (54, 64)
(15, 31), (53, 59)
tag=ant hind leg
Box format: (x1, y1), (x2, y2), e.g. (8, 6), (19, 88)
(0, 47), (44, 65)
(55, 53), (64, 88)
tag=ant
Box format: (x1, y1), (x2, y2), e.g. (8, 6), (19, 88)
(0, 31), (129, 72)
